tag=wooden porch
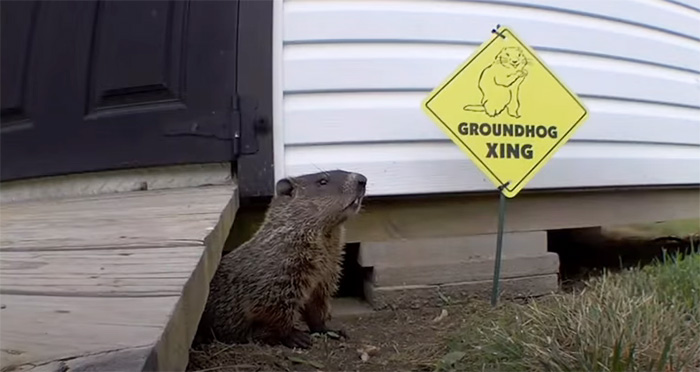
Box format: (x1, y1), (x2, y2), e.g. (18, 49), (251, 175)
(0, 185), (238, 371)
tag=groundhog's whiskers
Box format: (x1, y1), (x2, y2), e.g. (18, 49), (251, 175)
(311, 163), (332, 179)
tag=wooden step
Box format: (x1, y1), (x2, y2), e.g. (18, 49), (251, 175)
(371, 252), (559, 287)
(359, 231), (547, 268)
(365, 274), (558, 310)
(0, 185), (238, 371)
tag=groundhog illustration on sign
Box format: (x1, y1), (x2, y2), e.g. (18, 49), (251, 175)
(194, 170), (367, 349)
(463, 46), (529, 118)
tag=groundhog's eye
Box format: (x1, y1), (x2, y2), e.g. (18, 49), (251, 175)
(318, 178), (328, 186)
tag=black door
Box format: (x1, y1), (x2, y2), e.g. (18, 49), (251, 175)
(1, 0), (240, 181)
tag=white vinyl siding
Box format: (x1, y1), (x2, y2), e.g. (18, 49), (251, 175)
(277, 0), (700, 196)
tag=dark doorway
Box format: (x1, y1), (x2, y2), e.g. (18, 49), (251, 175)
(0, 0), (260, 183)
(336, 243), (370, 300)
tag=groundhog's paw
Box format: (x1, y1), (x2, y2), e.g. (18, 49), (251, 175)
(282, 328), (313, 349)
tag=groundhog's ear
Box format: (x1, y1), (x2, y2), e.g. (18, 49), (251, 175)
(276, 178), (294, 197)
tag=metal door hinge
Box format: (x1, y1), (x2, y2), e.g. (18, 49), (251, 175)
(233, 94), (262, 157)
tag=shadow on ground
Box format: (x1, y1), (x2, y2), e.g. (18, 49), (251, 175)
(549, 221), (699, 292)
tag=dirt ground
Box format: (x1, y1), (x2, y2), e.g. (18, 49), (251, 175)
(187, 303), (482, 372)
(188, 220), (699, 372)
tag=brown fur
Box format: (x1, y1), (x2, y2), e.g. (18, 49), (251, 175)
(194, 170), (367, 349)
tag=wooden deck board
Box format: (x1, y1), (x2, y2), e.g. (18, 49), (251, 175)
(0, 185), (238, 371)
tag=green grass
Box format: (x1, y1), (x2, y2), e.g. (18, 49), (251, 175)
(439, 251), (700, 372)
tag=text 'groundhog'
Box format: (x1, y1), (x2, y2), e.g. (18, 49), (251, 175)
(458, 122), (558, 160)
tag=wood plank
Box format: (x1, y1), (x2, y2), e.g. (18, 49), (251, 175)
(371, 253), (560, 287)
(0, 184), (238, 372)
(11, 346), (155, 372)
(0, 246), (203, 296)
(346, 188), (700, 243)
(0, 295), (173, 369)
(0, 163), (232, 204)
(358, 231), (546, 267)
(365, 274), (558, 310)
(1, 186), (234, 251)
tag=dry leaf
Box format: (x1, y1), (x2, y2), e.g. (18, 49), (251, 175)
(357, 344), (379, 362)
(432, 309), (449, 323)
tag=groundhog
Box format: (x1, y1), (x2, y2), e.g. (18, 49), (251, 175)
(463, 46), (529, 118)
(194, 170), (367, 349)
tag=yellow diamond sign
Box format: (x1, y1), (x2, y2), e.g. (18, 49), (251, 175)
(422, 26), (589, 198)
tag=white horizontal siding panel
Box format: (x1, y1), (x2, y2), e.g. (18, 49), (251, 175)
(279, 0), (700, 196)
(284, 44), (700, 108)
(666, 0), (700, 13)
(285, 0), (700, 72)
(285, 142), (700, 195)
(444, 0), (700, 41)
(284, 93), (700, 146)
